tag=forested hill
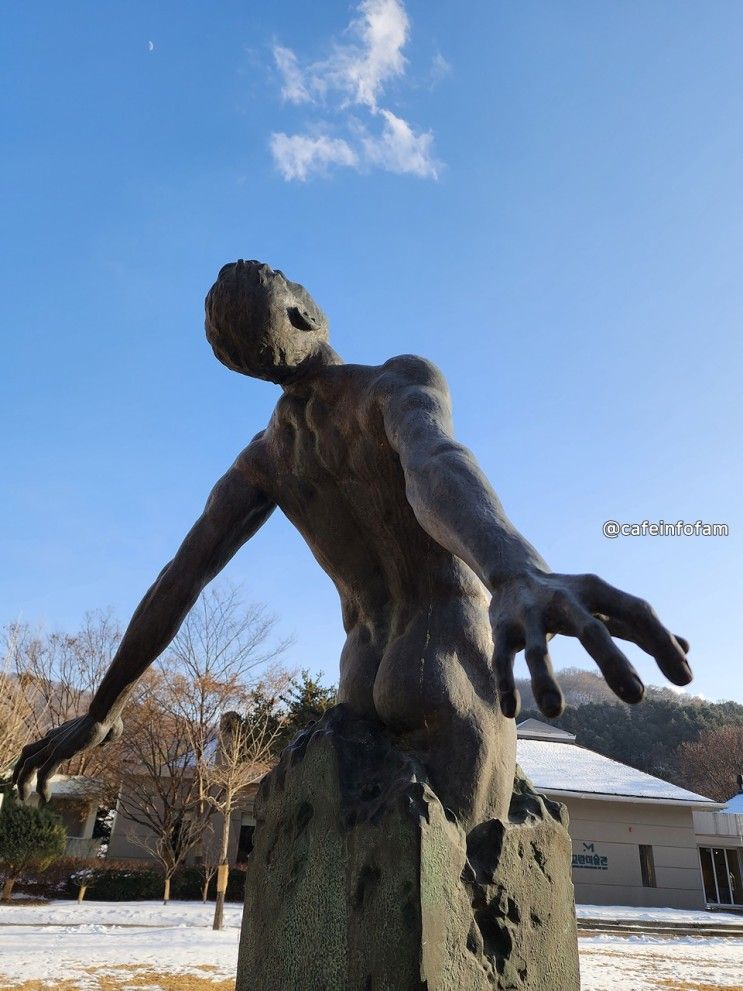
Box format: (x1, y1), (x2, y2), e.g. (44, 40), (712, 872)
(517, 668), (743, 802)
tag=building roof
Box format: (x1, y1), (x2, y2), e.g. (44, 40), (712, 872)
(47, 775), (103, 800)
(515, 722), (715, 806)
(516, 718), (576, 743)
(723, 792), (743, 814)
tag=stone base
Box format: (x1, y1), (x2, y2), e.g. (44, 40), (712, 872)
(236, 705), (579, 991)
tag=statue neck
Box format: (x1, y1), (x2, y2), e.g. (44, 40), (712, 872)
(279, 343), (344, 391)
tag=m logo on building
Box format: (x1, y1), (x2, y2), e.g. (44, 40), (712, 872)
(572, 842), (608, 870)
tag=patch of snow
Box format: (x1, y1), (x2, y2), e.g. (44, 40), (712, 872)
(579, 932), (743, 990)
(0, 899), (242, 930)
(518, 738), (715, 804)
(0, 901), (241, 987)
(516, 718), (576, 743)
(576, 903), (743, 927)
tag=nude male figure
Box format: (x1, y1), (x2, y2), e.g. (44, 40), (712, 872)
(14, 260), (692, 831)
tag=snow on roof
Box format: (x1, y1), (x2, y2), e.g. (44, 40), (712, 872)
(47, 775), (103, 800)
(723, 792), (743, 814)
(516, 738), (715, 805)
(516, 718), (576, 743)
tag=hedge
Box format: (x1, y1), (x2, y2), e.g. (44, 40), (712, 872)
(4, 858), (248, 902)
(65, 861), (248, 902)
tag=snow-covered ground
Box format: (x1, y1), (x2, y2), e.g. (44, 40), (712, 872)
(0, 901), (741, 990)
(0, 901), (239, 990)
(0, 899), (243, 930)
(580, 933), (743, 990)
(577, 902), (743, 927)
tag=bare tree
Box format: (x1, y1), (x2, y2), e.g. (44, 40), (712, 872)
(0, 627), (44, 779)
(198, 677), (290, 930)
(112, 583), (291, 905)
(114, 669), (213, 904)
(675, 725), (743, 802)
(162, 583), (291, 898)
(515, 666), (620, 711)
(5, 611), (121, 777)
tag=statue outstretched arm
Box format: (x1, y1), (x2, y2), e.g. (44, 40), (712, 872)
(380, 355), (692, 718)
(13, 451), (275, 800)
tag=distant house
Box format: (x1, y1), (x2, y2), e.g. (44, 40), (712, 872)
(692, 774), (743, 909)
(106, 780), (257, 867)
(21, 775), (103, 859)
(106, 710), (260, 868)
(516, 719), (722, 910)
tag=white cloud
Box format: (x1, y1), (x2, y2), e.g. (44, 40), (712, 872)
(330, 0), (409, 110)
(270, 133), (358, 182)
(273, 0), (409, 111)
(362, 110), (439, 179)
(273, 45), (310, 104)
(269, 0), (444, 182)
(429, 52), (451, 85)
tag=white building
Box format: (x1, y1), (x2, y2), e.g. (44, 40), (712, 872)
(692, 776), (743, 909)
(516, 719), (724, 910)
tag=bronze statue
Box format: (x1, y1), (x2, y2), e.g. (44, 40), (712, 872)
(14, 260), (692, 830)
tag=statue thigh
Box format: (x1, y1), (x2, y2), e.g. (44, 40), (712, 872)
(372, 597), (516, 830)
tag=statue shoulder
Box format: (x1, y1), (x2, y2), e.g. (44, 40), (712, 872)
(232, 429), (272, 481)
(377, 354), (449, 396)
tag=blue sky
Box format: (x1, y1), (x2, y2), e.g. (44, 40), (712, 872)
(2, 1), (741, 702)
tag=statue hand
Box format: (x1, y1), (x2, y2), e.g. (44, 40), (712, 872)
(12, 714), (124, 802)
(488, 571), (691, 718)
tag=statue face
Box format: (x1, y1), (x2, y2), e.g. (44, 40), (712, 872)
(204, 260), (329, 383)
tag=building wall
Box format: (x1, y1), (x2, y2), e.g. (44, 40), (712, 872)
(555, 794), (705, 909)
(107, 808), (158, 861)
(107, 786), (257, 866)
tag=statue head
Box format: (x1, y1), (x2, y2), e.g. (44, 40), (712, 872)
(205, 260), (330, 384)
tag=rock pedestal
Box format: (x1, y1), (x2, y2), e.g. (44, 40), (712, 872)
(236, 706), (579, 991)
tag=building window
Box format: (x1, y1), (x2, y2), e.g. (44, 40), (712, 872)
(236, 815), (256, 863)
(729, 848), (743, 905)
(699, 846), (743, 906)
(639, 845), (656, 888)
(699, 847), (717, 904)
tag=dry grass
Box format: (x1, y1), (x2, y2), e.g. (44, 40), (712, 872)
(656, 982), (743, 991)
(581, 946), (694, 965)
(0, 899), (49, 907)
(0, 964), (234, 991)
(0, 982), (80, 991)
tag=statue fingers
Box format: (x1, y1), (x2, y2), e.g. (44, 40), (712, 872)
(14, 738), (60, 801)
(523, 614), (563, 718)
(36, 752), (64, 804)
(31, 719), (82, 800)
(574, 612), (645, 703)
(492, 621), (521, 718)
(600, 615), (689, 653)
(578, 575), (692, 686)
(12, 735), (51, 790)
(599, 614), (691, 686)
